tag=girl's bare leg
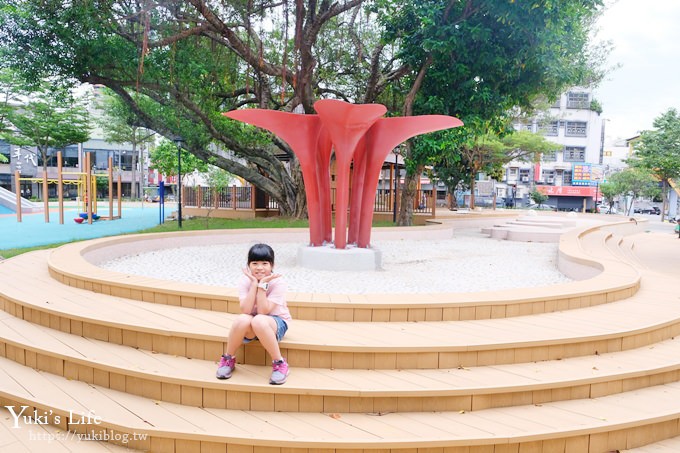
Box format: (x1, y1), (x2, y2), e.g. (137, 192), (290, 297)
(251, 314), (283, 360)
(225, 314), (255, 356)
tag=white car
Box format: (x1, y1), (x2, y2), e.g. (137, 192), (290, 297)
(598, 205), (618, 214)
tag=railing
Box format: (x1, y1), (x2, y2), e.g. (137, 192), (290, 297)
(184, 186), (280, 211)
(184, 186), (433, 215)
(370, 189), (433, 214)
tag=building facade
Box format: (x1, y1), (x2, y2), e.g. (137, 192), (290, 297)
(0, 138), (142, 200)
(500, 88), (605, 211)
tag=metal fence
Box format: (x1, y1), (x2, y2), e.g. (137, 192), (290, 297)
(184, 186), (433, 214)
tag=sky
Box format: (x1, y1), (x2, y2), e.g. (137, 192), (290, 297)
(593, 0), (680, 143)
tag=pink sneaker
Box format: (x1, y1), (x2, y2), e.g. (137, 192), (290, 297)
(216, 354), (235, 379)
(269, 359), (289, 385)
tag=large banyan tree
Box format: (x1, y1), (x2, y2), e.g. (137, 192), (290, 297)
(0, 0), (606, 221)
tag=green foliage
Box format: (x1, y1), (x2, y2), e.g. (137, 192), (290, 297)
(379, 0), (607, 214)
(0, 68), (26, 134)
(149, 140), (208, 178)
(607, 168), (660, 215)
(200, 166), (235, 227)
(633, 108), (680, 182)
(0, 0), (306, 214)
(632, 108), (680, 220)
(95, 90), (156, 198)
(422, 127), (564, 209)
(530, 190), (549, 207)
(0, 82), (90, 168)
(421, 131), (470, 209)
(501, 131), (563, 159)
(598, 181), (620, 209)
(590, 98), (603, 114)
(0, 242), (72, 259)
(94, 173), (110, 192)
(382, 0), (605, 117)
(96, 90), (155, 147)
(205, 167), (234, 191)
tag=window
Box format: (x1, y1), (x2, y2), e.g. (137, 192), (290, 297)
(541, 151), (557, 162)
(542, 170), (555, 184)
(563, 146), (585, 162)
(551, 98), (561, 109)
(565, 121), (587, 137)
(519, 169), (530, 183)
(61, 145), (78, 167)
(37, 146), (80, 167)
(522, 123), (533, 132)
(563, 171), (572, 185)
(540, 121), (559, 136)
(567, 92), (589, 109)
(37, 149), (54, 167)
(85, 148), (133, 171)
(509, 168), (518, 176)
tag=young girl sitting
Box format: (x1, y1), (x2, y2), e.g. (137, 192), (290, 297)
(216, 243), (291, 384)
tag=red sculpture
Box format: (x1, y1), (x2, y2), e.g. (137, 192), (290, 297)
(223, 100), (463, 249)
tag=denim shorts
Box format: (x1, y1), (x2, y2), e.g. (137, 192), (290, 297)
(243, 315), (289, 343)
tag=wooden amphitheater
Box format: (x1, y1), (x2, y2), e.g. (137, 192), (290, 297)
(2, 216), (680, 452)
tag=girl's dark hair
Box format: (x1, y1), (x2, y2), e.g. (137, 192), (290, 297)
(248, 243), (275, 265)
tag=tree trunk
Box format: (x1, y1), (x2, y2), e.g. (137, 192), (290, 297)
(469, 175), (476, 209)
(398, 164), (421, 226)
(448, 188), (459, 210)
(396, 57), (433, 226)
(290, 160), (307, 218)
(661, 179), (668, 222)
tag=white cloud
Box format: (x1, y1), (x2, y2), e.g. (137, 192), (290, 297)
(593, 0), (680, 141)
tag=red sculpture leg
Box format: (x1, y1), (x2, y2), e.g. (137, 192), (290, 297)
(222, 110), (326, 246)
(357, 116), (464, 248)
(347, 136), (368, 245)
(314, 99), (386, 249)
(315, 127), (334, 244)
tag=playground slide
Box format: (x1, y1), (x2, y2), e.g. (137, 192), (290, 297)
(0, 186), (43, 213)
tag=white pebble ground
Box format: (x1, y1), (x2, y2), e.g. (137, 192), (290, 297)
(98, 229), (572, 294)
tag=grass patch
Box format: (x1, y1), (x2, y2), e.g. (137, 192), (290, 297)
(0, 216), (398, 259)
(0, 242), (73, 259)
(136, 216), (310, 233)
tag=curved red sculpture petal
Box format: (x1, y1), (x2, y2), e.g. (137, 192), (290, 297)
(313, 99), (386, 249)
(222, 109), (328, 246)
(356, 115), (464, 248)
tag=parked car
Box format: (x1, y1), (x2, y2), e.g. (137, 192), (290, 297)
(633, 206), (660, 215)
(597, 205), (618, 214)
(526, 203), (557, 211)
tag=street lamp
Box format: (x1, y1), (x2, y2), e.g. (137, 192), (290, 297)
(392, 148), (400, 223)
(172, 135), (184, 228)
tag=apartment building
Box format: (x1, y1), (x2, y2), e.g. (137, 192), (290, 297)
(500, 88), (605, 211)
(0, 138), (143, 200)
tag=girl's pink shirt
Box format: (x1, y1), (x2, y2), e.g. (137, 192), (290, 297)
(237, 275), (291, 322)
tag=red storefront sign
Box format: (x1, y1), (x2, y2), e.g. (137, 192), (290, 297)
(536, 185), (597, 197)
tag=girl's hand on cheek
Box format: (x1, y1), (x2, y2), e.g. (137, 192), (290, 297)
(242, 267), (258, 282)
(261, 273), (281, 283)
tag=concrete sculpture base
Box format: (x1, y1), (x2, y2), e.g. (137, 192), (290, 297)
(297, 245), (382, 272)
